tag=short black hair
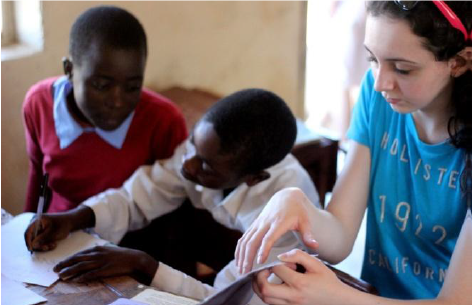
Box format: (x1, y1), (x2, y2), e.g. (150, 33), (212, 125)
(69, 6), (147, 65)
(203, 88), (297, 175)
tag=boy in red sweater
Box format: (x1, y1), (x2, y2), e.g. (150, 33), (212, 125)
(23, 6), (187, 213)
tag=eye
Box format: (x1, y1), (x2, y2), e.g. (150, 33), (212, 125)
(91, 79), (111, 91)
(126, 82), (142, 92)
(366, 55), (378, 64)
(366, 56), (379, 68)
(201, 161), (212, 172)
(393, 66), (411, 75)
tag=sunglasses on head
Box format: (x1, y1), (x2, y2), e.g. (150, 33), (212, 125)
(394, 0), (471, 41)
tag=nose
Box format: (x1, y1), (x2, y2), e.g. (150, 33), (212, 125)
(373, 67), (395, 93)
(182, 155), (201, 178)
(106, 87), (125, 109)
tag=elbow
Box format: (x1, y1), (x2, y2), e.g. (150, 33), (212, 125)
(323, 249), (351, 265)
(437, 294), (468, 305)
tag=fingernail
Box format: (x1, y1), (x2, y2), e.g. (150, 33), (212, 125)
(277, 253), (287, 260)
(257, 254), (262, 264)
(305, 233), (318, 244)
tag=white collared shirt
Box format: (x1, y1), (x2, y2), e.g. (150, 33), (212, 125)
(83, 139), (320, 303)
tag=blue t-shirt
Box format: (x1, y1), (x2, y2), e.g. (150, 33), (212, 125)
(347, 70), (466, 299)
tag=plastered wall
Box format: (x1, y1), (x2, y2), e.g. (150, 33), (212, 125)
(1, 1), (307, 215)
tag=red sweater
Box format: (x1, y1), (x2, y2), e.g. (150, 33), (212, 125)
(23, 77), (188, 213)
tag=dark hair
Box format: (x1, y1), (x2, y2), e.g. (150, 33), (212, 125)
(366, 1), (468, 60)
(69, 6), (147, 65)
(203, 88), (297, 175)
(367, 1), (472, 207)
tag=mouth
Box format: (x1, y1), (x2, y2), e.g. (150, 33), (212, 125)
(386, 97), (402, 105)
(382, 93), (402, 105)
(95, 114), (125, 130)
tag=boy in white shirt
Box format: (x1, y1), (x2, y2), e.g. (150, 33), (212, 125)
(25, 88), (319, 303)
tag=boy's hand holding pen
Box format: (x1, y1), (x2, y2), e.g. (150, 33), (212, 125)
(24, 193), (94, 253)
(29, 174), (49, 254)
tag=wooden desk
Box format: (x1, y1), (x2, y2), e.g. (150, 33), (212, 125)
(26, 276), (147, 305)
(0, 210), (150, 305)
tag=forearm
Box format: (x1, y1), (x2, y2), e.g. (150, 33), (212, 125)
(343, 287), (451, 305)
(316, 142), (371, 263)
(133, 250), (159, 285)
(66, 205), (95, 231)
(308, 209), (352, 263)
(151, 261), (217, 301)
(84, 164), (186, 244)
(283, 188), (356, 263)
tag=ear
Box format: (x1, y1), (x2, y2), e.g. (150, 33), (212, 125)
(244, 171), (271, 187)
(449, 47), (472, 78)
(62, 57), (73, 79)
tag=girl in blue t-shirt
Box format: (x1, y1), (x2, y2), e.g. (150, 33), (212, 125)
(235, 1), (471, 303)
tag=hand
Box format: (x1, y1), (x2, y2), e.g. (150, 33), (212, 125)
(235, 188), (319, 274)
(24, 213), (74, 252)
(25, 206), (96, 253)
(53, 246), (159, 284)
(253, 249), (346, 305)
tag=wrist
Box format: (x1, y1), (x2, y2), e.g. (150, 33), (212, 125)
(135, 251), (159, 284)
(66, 205), (95, 231)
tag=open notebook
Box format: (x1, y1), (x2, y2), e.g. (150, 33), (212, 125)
(130, 262), (283, 305)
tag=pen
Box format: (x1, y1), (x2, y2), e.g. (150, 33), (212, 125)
(31, 173), (49, 254)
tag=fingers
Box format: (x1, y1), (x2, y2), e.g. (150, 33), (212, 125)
(54, 246), (129, 283)
(56, 260), (98, 281)
(235, 225), (253, 267)
(54, 247), (103, 272)
(54, 249), (108, 282)
(299, 221), (319, 250)
(277, 249), (325, 274)
(253, 252), (325, 305)
(32, 218), (54, 247)
(70, 267), (111, 283)
(253, 269), (293, 305)
(24, 219), (37, 251)
(57, 261), (123, 283)
(236, 224), (270, 274)
(235, 226), (255, 270)
(256, 223), (291, 266)
(253, 277), (287, 305)
(33, 218), (68, 251)
(24, 218), (55, 252)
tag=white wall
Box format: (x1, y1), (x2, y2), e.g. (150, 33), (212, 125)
(1, 1), (307, 215)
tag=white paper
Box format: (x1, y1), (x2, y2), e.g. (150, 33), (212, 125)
(132, 289), (199, 305)
(1, 275), (47, 305)
(1, 213), (108, 286)
(108, 298), (148, 305)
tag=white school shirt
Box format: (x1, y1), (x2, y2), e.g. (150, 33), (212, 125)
(83, 140), (320, 302)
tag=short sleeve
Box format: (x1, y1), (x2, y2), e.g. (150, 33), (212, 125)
(346, 69), (375, 147)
